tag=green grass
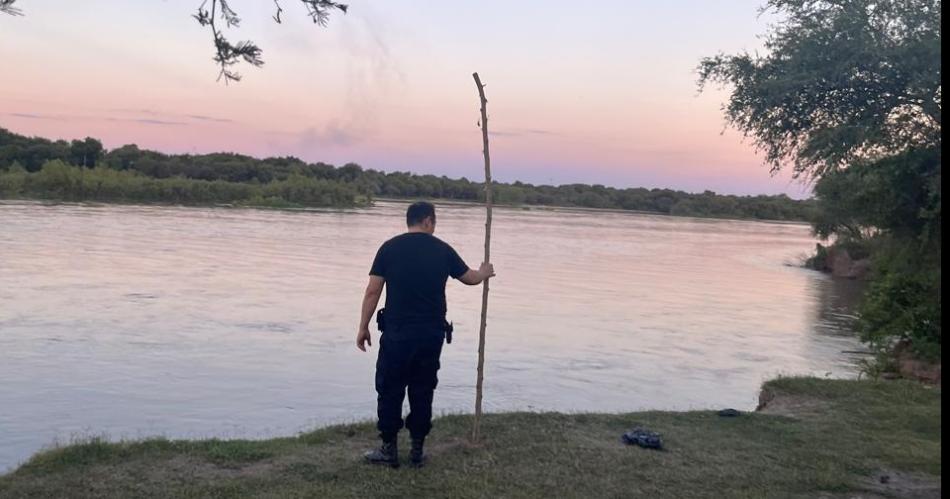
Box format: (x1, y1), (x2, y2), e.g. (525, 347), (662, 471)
(0, 378), (940, 498)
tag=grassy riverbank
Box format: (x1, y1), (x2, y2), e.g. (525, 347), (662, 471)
(0, 377), (940, 498)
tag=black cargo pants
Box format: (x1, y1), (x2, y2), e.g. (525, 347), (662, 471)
(375, 322), (445, 442)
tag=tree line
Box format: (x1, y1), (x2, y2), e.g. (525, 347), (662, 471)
(0, 127), (815, 220)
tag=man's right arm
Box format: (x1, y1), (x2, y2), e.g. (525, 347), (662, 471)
(459, 262), (495, 286)
(359, 243), (388, 352)
(357, 275), (385, 351)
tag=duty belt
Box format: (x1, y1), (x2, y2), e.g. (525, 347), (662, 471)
(376, 308), (453, 344)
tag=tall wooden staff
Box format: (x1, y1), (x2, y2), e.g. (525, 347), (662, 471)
(471, 72), (492, 442)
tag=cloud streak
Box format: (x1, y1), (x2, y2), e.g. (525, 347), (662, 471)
(185, 114), (234, 123)
(8, 112), (66, 120)
(7, 111), (197, 126)
(110, 108), (234, 124)
(130, 118), (188, 126)
(104, 117), (187, 126)
(297, 121), (359, 148)
(489, 128), (558, 138)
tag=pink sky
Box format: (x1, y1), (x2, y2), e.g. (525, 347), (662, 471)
(0, 1), (810, 198)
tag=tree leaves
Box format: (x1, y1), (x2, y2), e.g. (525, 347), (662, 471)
(191, 0), (348, 83)
(2, 0), (347, 82)
(697, 0), (941, 180)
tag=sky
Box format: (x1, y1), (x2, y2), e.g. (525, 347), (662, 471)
(0, 1), (811, 197)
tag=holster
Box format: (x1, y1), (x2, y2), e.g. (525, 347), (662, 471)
(376, 308), (386, 332)
(444, 319), (454, 344)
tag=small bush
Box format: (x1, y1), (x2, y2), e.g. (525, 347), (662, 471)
(859, 270), (941, 361)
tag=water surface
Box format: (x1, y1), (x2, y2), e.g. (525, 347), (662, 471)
(0, 201), (864, 471)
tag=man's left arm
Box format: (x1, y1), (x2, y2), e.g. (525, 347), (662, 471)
(357, 275), (385, 351)
(458, 262), (495, 285)
(448, 244), (495, 285)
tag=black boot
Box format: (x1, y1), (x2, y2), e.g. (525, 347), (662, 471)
(364, 440), (399, 468)
(409, 437), (425, 467)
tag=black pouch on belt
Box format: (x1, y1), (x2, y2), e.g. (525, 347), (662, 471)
(444, 319), (453, 344)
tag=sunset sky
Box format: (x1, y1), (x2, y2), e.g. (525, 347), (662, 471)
(1, 1), (810, 197)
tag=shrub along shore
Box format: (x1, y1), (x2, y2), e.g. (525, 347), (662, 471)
(0, 160), (368, 209)
(0, 377), (940, 498)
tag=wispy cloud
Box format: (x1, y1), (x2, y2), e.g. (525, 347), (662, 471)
(490, 128), (558, 138)
(110, 108), (233, 124)
(327, 8), (406, 144)
(110, 108), (161, 116)
(7, 112), (68, 120)
(131, 118), (188, 126)
(104, 117), (187, 126)
(297, 121), (359, 148)
(185, 114), (234, 123)
(8, 110), (191, 126)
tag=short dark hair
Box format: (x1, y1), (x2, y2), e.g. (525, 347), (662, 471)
(407, 201), (436, 226)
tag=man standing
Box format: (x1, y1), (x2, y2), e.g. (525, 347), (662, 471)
(357, 201), (494, 468)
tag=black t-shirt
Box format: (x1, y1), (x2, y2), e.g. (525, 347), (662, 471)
(369, 232), (469, 324)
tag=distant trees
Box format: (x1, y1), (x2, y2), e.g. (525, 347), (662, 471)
(0, 128), (816, 221)
(68, 137), (103, 168)
(699, 0), (941, 361)
(0, 128), (69, 171)
(0, 131), (103, 171)
(0, 160), (365, 208)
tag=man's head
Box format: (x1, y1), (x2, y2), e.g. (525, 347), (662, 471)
(406, 201), (436, 234)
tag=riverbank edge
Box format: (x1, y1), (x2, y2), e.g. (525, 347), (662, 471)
(0, 195), (813, 225)
(374, 196), (814, 225)
(0, 377), (940, 498)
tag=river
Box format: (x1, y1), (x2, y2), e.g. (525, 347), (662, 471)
(0, 200), (865, 471)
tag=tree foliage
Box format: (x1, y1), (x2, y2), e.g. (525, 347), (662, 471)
(811, 148), (941, 243)
(698, 0), (941, 179)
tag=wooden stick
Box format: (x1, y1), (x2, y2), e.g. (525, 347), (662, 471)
(471, 72), (492, 443)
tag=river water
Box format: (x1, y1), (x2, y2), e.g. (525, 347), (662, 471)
(0, 200), (864, 471)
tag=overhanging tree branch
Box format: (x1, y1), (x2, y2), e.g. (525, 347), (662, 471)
(297, 0), (348, 25)
(193, 0), (346, 83)
(0, 0), (22, 16)
(0, 1), (347, 82)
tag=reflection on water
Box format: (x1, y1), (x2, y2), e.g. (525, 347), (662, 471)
(812, 277), (865, 337)
(0, 201), (863, 471)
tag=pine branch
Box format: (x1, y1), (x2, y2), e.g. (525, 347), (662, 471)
(5, 0), (348, 82)
(299, 0), (348, 26)
(0, 0), (23, 16)
(194, 0), (347, 83)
